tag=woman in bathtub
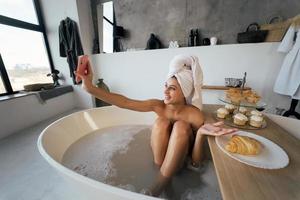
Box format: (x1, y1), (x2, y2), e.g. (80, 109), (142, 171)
(76, 54), (236, 196)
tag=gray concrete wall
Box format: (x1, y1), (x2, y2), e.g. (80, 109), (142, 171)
(110, 0), (300, 50)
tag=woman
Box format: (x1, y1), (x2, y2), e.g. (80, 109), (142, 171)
(76, 55), (236, 196)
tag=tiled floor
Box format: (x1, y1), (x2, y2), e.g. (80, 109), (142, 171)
(0, 109), (82, 200)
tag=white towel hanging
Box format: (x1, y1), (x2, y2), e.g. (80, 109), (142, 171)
(274, 22), (300, 100)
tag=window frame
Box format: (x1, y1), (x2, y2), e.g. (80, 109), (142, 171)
(0, 0), (55, 96)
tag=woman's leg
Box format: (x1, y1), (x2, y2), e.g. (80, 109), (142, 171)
(160, 120), (193, 178)
(150, 117), (172, 166)
(148, 120), (193, 196)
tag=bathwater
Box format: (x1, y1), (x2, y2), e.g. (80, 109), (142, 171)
(62, 125), (222, 200)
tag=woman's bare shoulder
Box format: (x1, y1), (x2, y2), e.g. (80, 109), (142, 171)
(185, 106), (204, 129)
(185, 105), (203, 114)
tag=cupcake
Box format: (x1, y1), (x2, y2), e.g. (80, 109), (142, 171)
(249, 115), (264, 128)
(225, 104), (236, 113)
(250, 110), (263, 117)
(238, 107), (248, 115)
(233, 113), (248, 126)
(217, 108), (229, 119)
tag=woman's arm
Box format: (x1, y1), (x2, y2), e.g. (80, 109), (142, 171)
(191, 122), (238, 166)
(87, 85), (162, 112)
(76, 56), (163, 112)
(191, 133), (206, 167)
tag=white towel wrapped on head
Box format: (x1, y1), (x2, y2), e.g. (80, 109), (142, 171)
(166, 55), (203, 110)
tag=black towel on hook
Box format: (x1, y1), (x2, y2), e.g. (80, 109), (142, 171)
(59, 17), (84, 84)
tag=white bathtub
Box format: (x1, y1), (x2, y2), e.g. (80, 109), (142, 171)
(38, 106), (161, 200)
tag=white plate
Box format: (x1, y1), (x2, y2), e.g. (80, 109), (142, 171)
(215, 131), (289, 169)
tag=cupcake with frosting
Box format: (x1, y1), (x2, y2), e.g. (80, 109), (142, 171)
(250, 110), (263, 117)
(225, 104), (236, 113)
(217, 108), (229, 119)
(249, 115), (264, 128)
(238, 106), (248, 115)
(233, 113), (248, 126)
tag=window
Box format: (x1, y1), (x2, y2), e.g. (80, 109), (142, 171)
(0, 0), (54, 96)
(102, 1), (114, 53)
(0, 0), (38, 24)
(0, 78), (5, 93)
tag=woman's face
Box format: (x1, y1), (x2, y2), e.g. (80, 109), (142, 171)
(164, 77), (185, 105)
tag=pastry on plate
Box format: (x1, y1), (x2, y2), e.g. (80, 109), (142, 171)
(225, 88), (240, 98)
(249, 115), (264, 128)
(225, 135), (261, 155)
(246, 92), (261, 104)
(226, 89), (244, 104)
(230, 94), (244, 104)
(233, 113), (248, 126)
(225, 89), (261, 104)
(217, 107), (229, 119)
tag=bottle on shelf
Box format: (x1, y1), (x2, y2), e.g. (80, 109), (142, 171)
(188, 29), (194, 47)
(194, 29), (201, 46)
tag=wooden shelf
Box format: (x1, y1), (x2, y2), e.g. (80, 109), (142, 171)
(202, 85), (251, 90)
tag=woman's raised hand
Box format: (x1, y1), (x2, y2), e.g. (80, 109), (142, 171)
(75, 55), (94, 91)
(197, 121), (238, 136)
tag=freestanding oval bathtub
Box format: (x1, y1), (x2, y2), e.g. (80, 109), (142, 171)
(38, 106), (161, 200)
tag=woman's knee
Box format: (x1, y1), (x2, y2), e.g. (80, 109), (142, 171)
(172, 120), (192, 139)
(153, 117), (171, 131)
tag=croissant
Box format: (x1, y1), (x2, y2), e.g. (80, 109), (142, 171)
(225, 135), (261, 155)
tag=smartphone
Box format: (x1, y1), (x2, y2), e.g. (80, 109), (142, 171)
(76, 55), (89, 83)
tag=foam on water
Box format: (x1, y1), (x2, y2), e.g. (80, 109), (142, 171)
(62, 125), (222, 200)
(62, 125), (149, 182)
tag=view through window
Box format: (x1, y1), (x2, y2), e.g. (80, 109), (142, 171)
(0, 24), (52, 91)
(102, 1), (114, 53)
(0, 0), (53, 94)
(0, 0), (38, 25)
(0, 78), (5, 93)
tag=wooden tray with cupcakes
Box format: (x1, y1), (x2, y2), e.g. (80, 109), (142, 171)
(216, 73), (267, 129)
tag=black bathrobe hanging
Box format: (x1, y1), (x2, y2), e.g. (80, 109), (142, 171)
(59, 17), (84, 84)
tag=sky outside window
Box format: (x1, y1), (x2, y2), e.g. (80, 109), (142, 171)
(0, 0), (38, 24)
(103, 1), (113, 22)
(102, 1), (114, 53)
(103, 19), (113, 53)
(0, 24), (52, 90)
(0, 78), (5, 93)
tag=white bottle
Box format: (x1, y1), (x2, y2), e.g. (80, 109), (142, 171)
(210, 37), (218, 45)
